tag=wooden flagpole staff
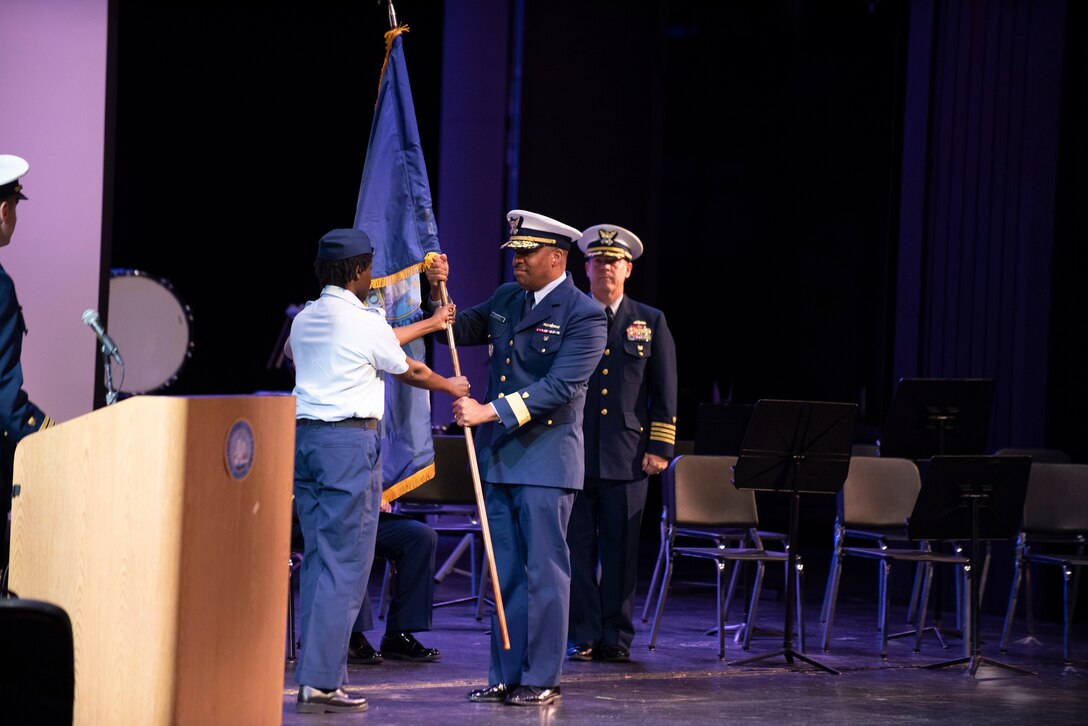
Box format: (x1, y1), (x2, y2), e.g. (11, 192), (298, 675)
(438, 280), (510, 650)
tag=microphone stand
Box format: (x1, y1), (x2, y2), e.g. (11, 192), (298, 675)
(102, 346), (121, 406)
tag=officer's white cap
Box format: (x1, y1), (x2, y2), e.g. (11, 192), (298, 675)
(0, 155), (29, 201)
(501, 209), (581, 251)
(578, 224), (643, 261)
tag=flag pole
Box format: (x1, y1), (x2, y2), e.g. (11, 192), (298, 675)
(438, 280), (510, 650)
(378, 0), (507, 650)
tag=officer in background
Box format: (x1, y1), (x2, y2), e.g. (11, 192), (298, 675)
(566, 224), (677, 663)
(0, 154), (54, 579)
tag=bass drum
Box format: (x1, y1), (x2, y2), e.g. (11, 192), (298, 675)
(107, 269), (194, 394)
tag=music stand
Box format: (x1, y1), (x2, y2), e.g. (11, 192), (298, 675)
(727, 399), (857, 674)
(878, 378), (995, 459)
(879, 377), (995, 645)
(908, 455), (1034, 677)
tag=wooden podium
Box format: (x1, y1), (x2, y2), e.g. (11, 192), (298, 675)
(9, 395), (296, 726)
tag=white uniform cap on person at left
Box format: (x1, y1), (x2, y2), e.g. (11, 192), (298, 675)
(0, 155), (29, 201)
(501, 209), (581, 251)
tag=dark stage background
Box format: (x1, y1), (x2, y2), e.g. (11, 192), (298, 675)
(106, 0), (1085, 615)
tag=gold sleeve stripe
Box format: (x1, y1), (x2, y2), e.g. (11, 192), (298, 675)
(506, 394), (531, 426)
(650, 422), (676, 443)
(42, 415), (56, 429)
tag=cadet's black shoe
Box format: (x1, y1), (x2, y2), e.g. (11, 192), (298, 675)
(506, 685), (562, 706)
(601, 643), (631, 662)
(566, 642), (594, 661)
(381, 631), (441, 662)
(467, 683), (510, 703)
(296, 685), (368, 713)
(347, 632), (383, 665)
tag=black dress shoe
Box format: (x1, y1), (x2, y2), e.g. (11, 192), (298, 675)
(296, 685), (368, 713)
(566, 642), (594, 661)
(601, 643), (631, 662)
(347, 632), (383, 664)
(467, 683), (511, 703)
(381, 631), (440, 662)
(506, 685), (562, 707)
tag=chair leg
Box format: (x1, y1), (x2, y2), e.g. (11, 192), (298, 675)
(819, 522), (844, 624)
(741, 562), (766, 651)
(476, 554), (491, 621)
(880, 560), (892, 659)
(912, 562), (934, 653)
(953, 541), (966, 632)
(648, 542), (676, 651)
(717, 561), (726, 660)
(287, 552), (302, 660)
(1025, 561), (1036, 636)
(378, 560), (394, 620)
(641, 509), (668, 623)
(820, 552), (844, 652)
(907, 559), (925, 625)
(1062, 563), (1075, 663)
(876, 561), (887, 633)
(961, 564), (972, 659)
(1000, 545), (1025, 652)
(979, 541), (992, 609)
(796, 557), (806, 654)
(721, 560), (738, 623)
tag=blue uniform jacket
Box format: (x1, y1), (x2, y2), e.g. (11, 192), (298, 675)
(583, 295), (678, 480)
(447, 274), (607, 489)
(0, 264), (51, 443)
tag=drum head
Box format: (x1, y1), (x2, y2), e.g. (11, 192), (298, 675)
(107, 270), (193, 394)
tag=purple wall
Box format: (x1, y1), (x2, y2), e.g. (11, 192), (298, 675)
(431, 0), (512, 427)
(0, 0), (109, 422)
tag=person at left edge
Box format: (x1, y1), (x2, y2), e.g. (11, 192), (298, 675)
(0, 154), (55, 578)
(288, 227), (468, 714)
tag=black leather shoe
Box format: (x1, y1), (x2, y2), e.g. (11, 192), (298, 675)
(601, 643), (631, 662)
(467, 683), (510, 703)
(347, 632), (383, 664)
(566, 642), (594, 661)
(506, 685), (562, 707)
(381, 631), (440, 662)
(296, 685), (368, 713)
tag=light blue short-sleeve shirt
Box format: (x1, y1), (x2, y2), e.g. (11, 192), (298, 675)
(290, 285), (409, 421)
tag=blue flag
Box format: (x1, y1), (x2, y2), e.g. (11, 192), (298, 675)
(354, 26), (441, 502)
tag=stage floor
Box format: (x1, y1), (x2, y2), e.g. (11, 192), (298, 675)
(280, 549), (1088, 725)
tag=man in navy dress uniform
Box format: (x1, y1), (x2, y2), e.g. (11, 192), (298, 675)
(425, 209), (607, 707)
(0, 154), (54, 577)
(566, 224), (678, 663)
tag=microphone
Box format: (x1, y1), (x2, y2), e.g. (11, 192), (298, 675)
(82, 309), (124, 365)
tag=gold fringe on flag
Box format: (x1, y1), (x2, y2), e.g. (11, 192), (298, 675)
(381, 461), (435, 504)
(369, 250), (441, 290)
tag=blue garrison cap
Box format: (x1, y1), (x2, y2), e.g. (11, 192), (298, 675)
(317, 228), (373, 260)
